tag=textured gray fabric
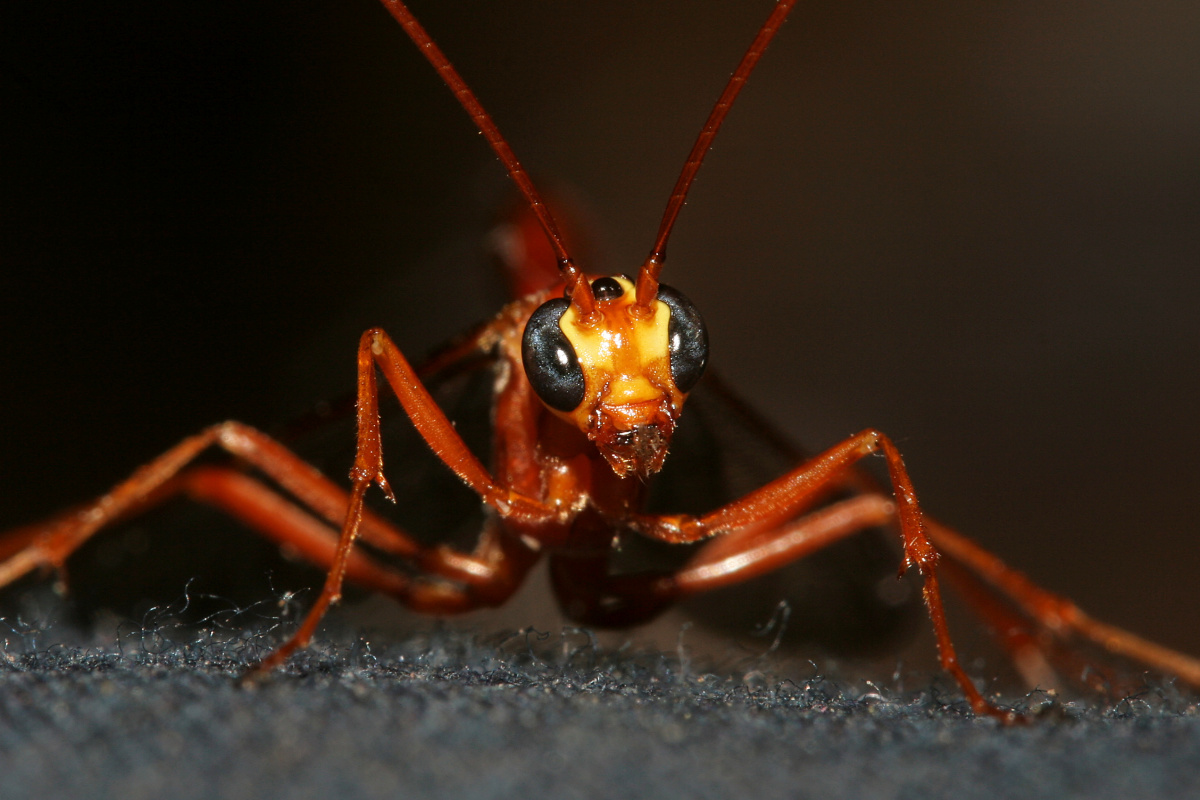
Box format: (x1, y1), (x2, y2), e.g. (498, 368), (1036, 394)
(1, 602), (1197, 800)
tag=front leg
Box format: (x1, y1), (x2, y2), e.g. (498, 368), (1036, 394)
(250, 327), (559, 674)
(631, 429), (1015, 722)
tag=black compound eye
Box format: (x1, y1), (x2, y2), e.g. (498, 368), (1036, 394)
(522, 298), (586, 412)
(656, 284), (708, 393)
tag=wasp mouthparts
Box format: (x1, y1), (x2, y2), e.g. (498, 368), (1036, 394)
(592, 403), (676, 478)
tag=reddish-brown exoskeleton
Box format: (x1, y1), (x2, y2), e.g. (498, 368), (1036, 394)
(3, 0), (1199, 724)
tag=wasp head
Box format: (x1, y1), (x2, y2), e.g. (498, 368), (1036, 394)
(522, 274), (707, 479)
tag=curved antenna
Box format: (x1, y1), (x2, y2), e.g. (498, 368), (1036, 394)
(635, 0), (798, 307)
(378, 0), (596, 316)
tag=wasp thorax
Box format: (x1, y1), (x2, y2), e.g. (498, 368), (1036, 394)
(521, 275), (708, 478)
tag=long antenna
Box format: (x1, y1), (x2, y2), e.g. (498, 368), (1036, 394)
(635, 0), (798, 307)
(377, 0), (596, 316)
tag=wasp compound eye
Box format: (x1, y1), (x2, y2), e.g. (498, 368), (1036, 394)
(656, 284), (708, 393)
(522, 298), (586, 411)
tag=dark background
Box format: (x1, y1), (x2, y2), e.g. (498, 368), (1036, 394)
(2, 0), (1199, 667)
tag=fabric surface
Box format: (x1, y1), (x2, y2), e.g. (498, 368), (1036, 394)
(1, 597), (1197, 800)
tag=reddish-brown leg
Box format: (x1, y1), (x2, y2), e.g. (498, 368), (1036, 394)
(0, 420), (540, 671)
(925, 518), (1200, 688)
(934, 556), (1093, 693)
(550, 494), (897, 626)
(558, 490), (1022, 719)
(686, 385), (1200, 692)
(179, 466), (537, 609)
(0, 421), (455, 590)
(628, 429), (1016, 721)
(251, 327), (559, 673)
(602, 451), (1200, 710)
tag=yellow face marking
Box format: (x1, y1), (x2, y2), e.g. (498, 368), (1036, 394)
(556, 275), (682, 435)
